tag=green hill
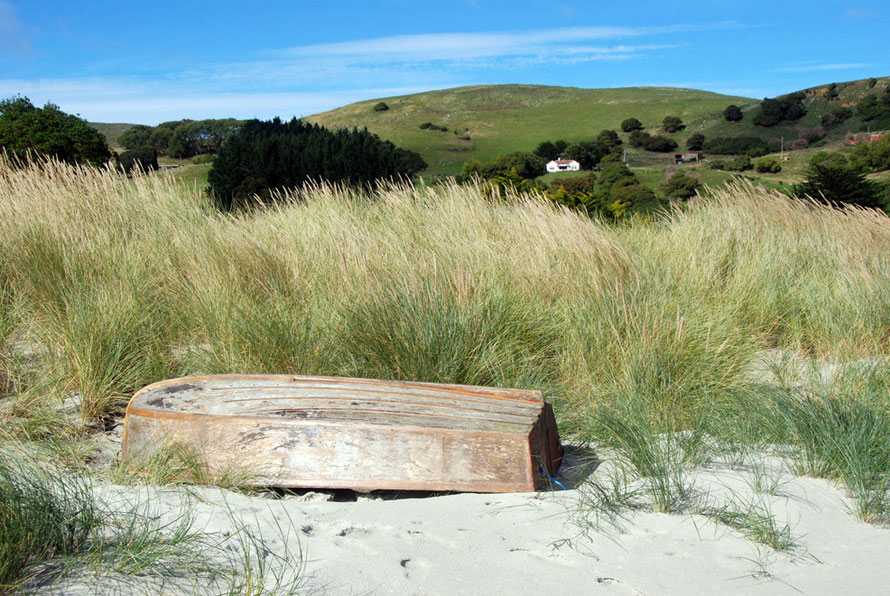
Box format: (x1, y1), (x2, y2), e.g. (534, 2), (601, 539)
(699, 76), (890, 148)
(87, 121), (138, 150)
(306, 85), (755, 176)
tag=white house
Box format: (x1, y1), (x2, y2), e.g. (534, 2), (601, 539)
(546, 159), (581, 173)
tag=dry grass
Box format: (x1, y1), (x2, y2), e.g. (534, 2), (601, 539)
(1, 156), (888, 525)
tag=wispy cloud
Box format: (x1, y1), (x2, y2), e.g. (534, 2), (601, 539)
(272, 25), (702, 62)
(1, 22), (735, 122)
(844, 7), (884, 19)
(772, 62), (873, 73)
(0, 1), (30, 55)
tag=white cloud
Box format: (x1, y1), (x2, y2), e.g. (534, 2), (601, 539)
(772, 63), (873, 73)
(0, 80), (443, 124)
(272, 25), (698, 62)
(1, 23), (737, 121)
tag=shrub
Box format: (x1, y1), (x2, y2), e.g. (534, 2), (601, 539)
(822, 107), (853, 127)
(797, 126), (826, 146)
(642, 135), (678, 152)
(867, 77), (878, 89)
(551, 173), (597, 194)
(856, 91), (890, 124)
(373, 102), (390, 112)
(702, 136), (773, 157)
(686, 133), (705, 151)
(662, 116), (684, 133)
(621, 118), (643, 132)
(117, 146), (159, 174)
(753, 94), (807, 127)
(628, 130), (649, 147)
(753, 157), (781, 173)
(485, 152), (547, 179)
(723, 105), (744, 122)
(191, 153), (215, 165)
(460, 158), (484, 181)
(628, 131), (677, 152)
(419, 122), (447, 132)
(810, 151), (848, 168)
(724, 156), (753, 171)
(597, 129), (622, 148)
(611, 183), (656, 205)
(661, 173), (700, 199)
(850, 135), (890, 173)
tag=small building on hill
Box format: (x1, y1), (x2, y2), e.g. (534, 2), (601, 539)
(546, 159), (581, 172)
(842, 131), (888, 146)
(673, 153), (700, 164)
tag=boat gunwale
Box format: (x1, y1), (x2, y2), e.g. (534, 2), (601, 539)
(127, 375), (547, 429)
(136, 375), (544, 403)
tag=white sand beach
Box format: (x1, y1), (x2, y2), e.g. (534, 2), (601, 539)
(53, 443), (888, 596)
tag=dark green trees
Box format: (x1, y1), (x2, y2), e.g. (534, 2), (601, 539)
(166, 119), (242, 158)
(116, 146), (158, 174)
(629, 131), (678, 152)
(118, 124), (154, 151)
(621, 118), (643, 132)
(753, 93), (806, 127)
(661, 116), (684, 133)
(0, 96), (111, 166)
(208, 118), (427, 210)
(534, 140), (567, 161)
(486, 152), (547, 179)
(856, 89), (890, 126)
(723, 105), (743, 122)
(686, 133), (705, 151)
(793, 162), (885, 209)
(661, 173), (700, 199)
(701, 136), (772, 157)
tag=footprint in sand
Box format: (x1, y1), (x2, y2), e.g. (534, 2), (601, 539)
(335, 526), (372, 537)
(596, 577), (646, 595)
(399, 557), (430, 579)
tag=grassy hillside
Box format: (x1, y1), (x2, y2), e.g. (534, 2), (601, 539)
(307, 85), (755, 176)
(701, 76), (890, 146)
(87, 121), (138, 149)
(88, 76), (890, 191)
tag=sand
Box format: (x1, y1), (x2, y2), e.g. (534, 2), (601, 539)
(51, 446), (888, 596)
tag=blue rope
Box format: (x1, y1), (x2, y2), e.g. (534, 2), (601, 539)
(541, 465), (566, 490)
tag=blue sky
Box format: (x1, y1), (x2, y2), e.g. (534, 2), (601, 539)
(0, 1), (887, 124)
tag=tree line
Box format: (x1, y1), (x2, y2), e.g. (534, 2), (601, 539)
(208, 117), (427, 210)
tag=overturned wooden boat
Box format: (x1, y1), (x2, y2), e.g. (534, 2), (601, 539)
(121, 375), (563, 493)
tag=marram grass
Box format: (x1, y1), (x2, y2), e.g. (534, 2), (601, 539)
(1, 156), (889, 526)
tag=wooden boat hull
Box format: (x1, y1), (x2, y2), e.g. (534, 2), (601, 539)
(121, 375), (563, 493)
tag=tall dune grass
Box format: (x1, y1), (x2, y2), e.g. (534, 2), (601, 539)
(1, 156), (889, 522)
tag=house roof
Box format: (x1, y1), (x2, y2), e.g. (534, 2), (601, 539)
(551, 159), (579, 165)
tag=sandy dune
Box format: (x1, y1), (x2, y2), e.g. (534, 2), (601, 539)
(64, 449), (889, 596)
